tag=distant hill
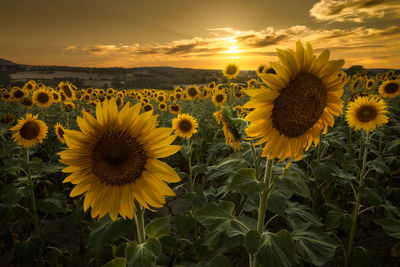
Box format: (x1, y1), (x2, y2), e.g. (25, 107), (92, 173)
(0, 58), (17, 65)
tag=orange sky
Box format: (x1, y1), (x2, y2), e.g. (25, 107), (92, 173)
(1, 0), (400, 69)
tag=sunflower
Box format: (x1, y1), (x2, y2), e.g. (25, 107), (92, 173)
(350, 78), (362, 92)
(247, 78), (258, 89)
(58, 81), (76, 101)
(157, 94), (166, 103)
(116, 97), (124, 107)
(11, 87), (28, 100)
(106, 88), (114, 95)
(20, 97), (34, 108)
(169, 94), (177, 102)
(223, 63), (240, 79)
(208, 81), (216, 90)
(233, 88), (245, 99)
(378, 79), (400, 98)
(256, 64), (267, 77)
(174, 87), (183, 94)
(10, 114), (48, 148)
(186, 85), (200, 100)
(23, 80), (37, 91)
(345, 96), (388, 132)
(33, 88), (53, 107)
(1, 114), (14, 124)
(52, 91), (61, 103)
(175, 92), (182, 100)
(158, 102), (167, 111)
(54, 122), (66, 143)
(245, 40), (345, 164)
(213, 110), (243, 151)
(172, 113), (199, 139)
(349, 90), (369, 102)
(83, 93), (91, 102)
(142, 97), (150, 104)
(64, 101), (75, 112)
(142, 103), (154, 112)
(365, 78), (375, 90)
(58, 99), (181, 220)
(169, 104), (181, 114)
(212, 91), (227, 106)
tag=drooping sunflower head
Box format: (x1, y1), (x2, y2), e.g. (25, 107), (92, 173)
(245, 40), (345, 164)
(345, 96), (388, 132)
(10, 113), (48, 148)
(172, 113), (199, 139)
(350, 78), (362, 92)
(185, 85), (200, 100)
(33, 88), (53, 107)
(58, 81), (76, 101)
(58, 99), (181, 220)
(169, 104), (181, 114)
(52, 91), (61, 103)
(378, 79), (400, 98)
(64, 101), (75, 112)
(20, 96), (34, 108)
(212, 91), (227, 107)
(54, 122), (66, 143)
(223, 63), (240, 79)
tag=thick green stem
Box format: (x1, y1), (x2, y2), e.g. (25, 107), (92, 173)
(345, 132), (370, 267)
(187, 138), (194, 193)
(134, 201), (146, 244)
(25, 148), (43, 266)
(249, 141), (260, 179)
(256, 159), (274, 233)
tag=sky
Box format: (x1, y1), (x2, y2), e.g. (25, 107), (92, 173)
(1, 0), (400, 69)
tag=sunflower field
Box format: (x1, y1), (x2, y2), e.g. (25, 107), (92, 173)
(1, 41), (400, 267)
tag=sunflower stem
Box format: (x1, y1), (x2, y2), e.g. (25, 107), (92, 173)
(134, 201), (146, 244)
(256, 158), (274, 233)
(249, 141), (260, 180)
(25, 148), (44, 266)
(345, 131), (370, 267)
(187, 138), (194, 193)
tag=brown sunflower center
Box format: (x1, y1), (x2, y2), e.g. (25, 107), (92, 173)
(384, 83), (398, 94)
(266, 67), (276, 74)
(367, 81), (373, 87)
(92, 130), (147, 186)
(187, 87), (198, 97)
(178, 119), (192, 133)
(57, 127), (64, 139)
(14, 90), (24, 98)
(171, 105), (179, 112)
(258, 66), (265, 73)
(27, 84), (33, 90)
(272, 73), (327, 138)
(356, 105), (377, 122)
(53, 93), (59, 100)
(62, 85), (72, 97)
(226, 65), (237, 75)
(37, 92), (49, 103)
(20, 121), (40, 140)
(143, 105), (153, 112)
(21, 97), (33, 106)
(216, 94), (224, 103)
(158, 96), (164, 102)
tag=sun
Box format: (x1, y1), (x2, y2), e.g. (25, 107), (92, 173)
(226, 45), (238, 54)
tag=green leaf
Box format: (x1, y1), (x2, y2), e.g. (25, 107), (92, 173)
(267, 191), (286, 215)
(324, 205), (346, 230)
(175, 214), (194, 237)
(374, 217), (400, 239)
(209, 255), (229, 267)
(245, 230), (261, 255)
(29, 157), (43, 172)
(37, 192), (68, 215)
(285, 202), (322, 228)
(1, 184), (27, 206)
(360, 187), (383, 205)
(145, 216), (170, 239)
(292, 224), (338, 266)
(125, 238), (161, 267)
(369, 158), (391, 174)
(194, 201), (235, 228)
(351, 248), (381, 267)
(254, 230), (295, 267)
(102, 257), (126, 267)
(87, 216), (131, 253)
(229, 168), (266, 196)
(275, 175), (311, 199)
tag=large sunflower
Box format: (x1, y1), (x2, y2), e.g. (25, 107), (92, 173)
(33, 89), (53, 107)
(223, 63), (240, 79)
(10, 114), (48, 148)
(58, 99), (181, 220)
(245, 40), (345, 164)
(345, 96), (388, 132)
(378, 79), (400, 98)
(172, 113), (198, 139)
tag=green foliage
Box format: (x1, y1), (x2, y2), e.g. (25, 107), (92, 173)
(145, 216), (170, 239)
(125, 238), (161, 267)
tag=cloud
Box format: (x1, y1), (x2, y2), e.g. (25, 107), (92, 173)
(310, 0), (400, 22)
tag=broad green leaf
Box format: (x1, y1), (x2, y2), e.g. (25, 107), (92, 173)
(275, 175), (311, 199)
(374, 217), (400, 239)
(209, 254), (229, 267)
(254, 230), (295, 267)
(292, 224), (338, 266)
(194, 201), (235, 227)
(245, 230), (261, 255)
(102, 257), (126, 267)
(88, 216), (131, 253)
(37, 192), (68, 215)
(360, 187), (383, 205)
(175, 214), (194, 237)
(351, 248), (381, 267)
(1, 184), (28, 206)
(145, 216), (170, 239)
(324, 204), (346, 230)
(125, 238), (161, 267)
(229, 168), (266, 196)
(369, 158), (391, 174)
(267, 191), (286, 215)
(29, 157), (43, 172)
(285, 202), (322, 228)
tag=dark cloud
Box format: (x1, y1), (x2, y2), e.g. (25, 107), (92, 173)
(249, 35), (287, 48)
(165, 43), (198, 55)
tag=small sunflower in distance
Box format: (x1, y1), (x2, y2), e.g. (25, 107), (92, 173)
(58, 99), (181, 220)
(186, 85), (200, 100)
(223, 63), (240, 79)
(245, 40), (345, 164)
(378, 79), (400, 98)
(10, 114), (48, 148)
(159, 102), (167, 111)
(212, 91), (227, 106)
(172, 113), (198, 139)
(345, 96), (388, 132)
(54, 122), (66, 143)
(169, 104), (181, 114)
(256, 64), (267, 77)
